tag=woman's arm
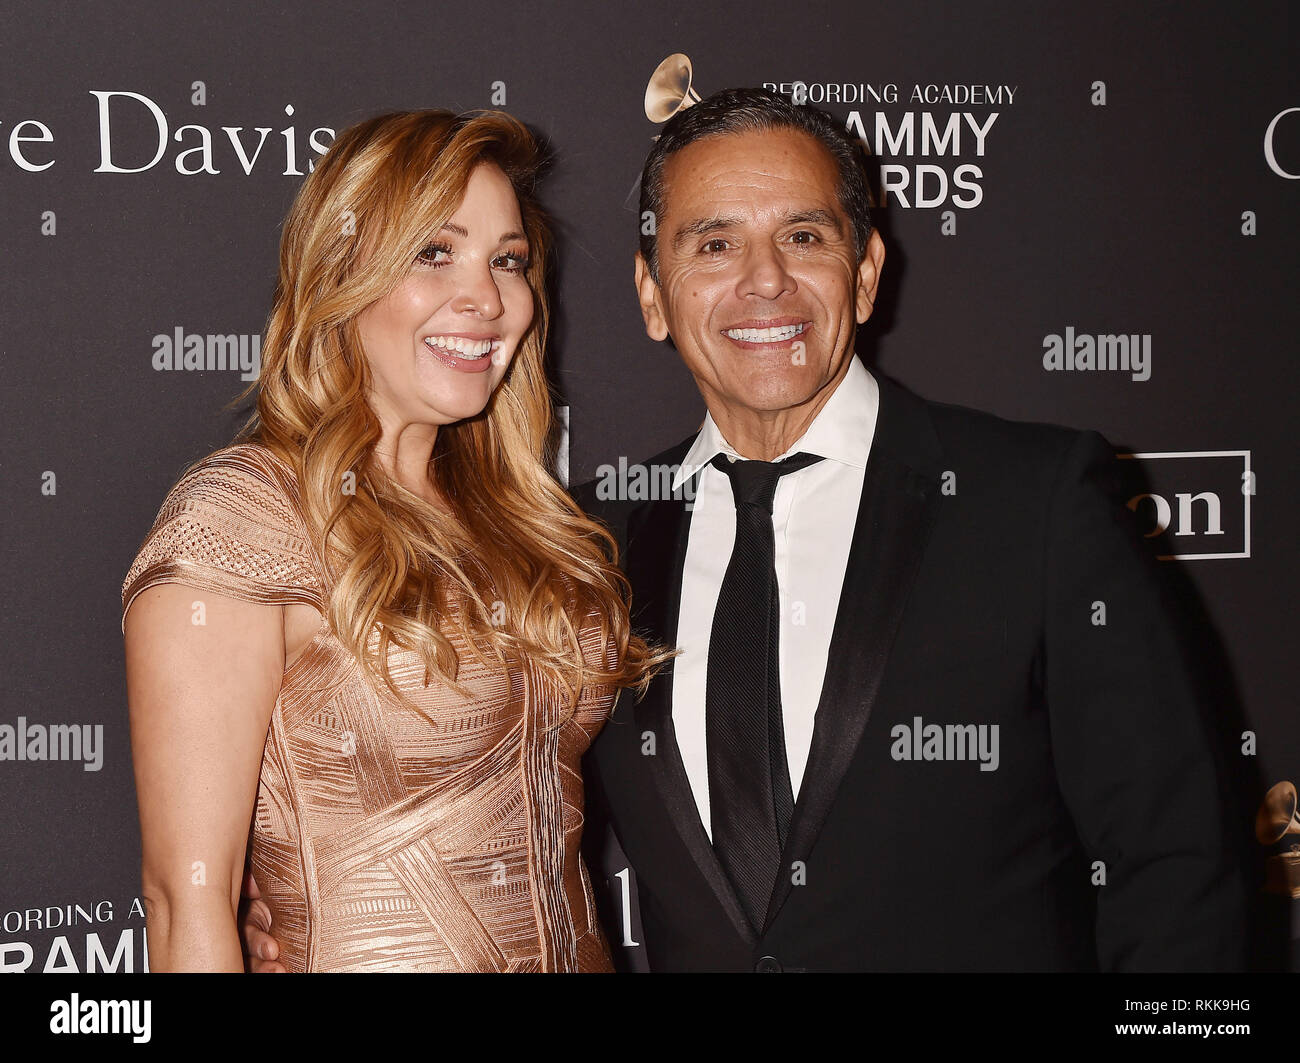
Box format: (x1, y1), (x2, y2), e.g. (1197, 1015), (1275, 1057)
(124, 583), (284, 972)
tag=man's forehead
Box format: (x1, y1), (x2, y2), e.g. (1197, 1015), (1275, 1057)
(658, 127), (841, 217)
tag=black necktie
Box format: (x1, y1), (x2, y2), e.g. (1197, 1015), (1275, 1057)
(705, 450), (824, 933)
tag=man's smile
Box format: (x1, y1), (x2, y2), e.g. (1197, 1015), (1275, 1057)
(720, 318), (810, 349)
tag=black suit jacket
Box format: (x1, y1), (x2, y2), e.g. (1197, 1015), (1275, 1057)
(575, 371), (1246, 972)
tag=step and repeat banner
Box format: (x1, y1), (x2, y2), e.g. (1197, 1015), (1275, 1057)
(1, 1), (1297, 973)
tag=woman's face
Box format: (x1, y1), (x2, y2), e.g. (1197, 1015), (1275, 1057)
(357, 161), (535, 431)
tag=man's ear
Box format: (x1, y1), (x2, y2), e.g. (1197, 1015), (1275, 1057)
(634, 251), (670, 342)
(854, 229), (886, 325)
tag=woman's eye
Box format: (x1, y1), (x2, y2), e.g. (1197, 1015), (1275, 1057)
(493, 252), (530, 273)
(416, 243), (452, 266)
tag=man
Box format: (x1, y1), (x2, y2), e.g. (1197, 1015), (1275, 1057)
(242, 87), (1245, 972)
(573, 87), (1245, 972)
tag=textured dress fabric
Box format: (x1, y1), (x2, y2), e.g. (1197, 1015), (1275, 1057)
(121, 442), (616, 972)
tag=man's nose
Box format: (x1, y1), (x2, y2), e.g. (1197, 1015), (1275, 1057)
(736, 240), (796, 299)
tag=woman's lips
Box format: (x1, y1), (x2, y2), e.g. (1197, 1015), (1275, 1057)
(421, 336), (498, 374)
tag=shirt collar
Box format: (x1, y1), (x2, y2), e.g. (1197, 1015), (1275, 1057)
(672, 357), (880, 491)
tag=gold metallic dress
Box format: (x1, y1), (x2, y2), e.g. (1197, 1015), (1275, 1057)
(121, 443), (615, 972)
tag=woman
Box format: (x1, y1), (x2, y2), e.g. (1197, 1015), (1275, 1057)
(121, 109), (661, 972)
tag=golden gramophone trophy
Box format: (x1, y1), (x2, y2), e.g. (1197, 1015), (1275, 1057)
(1256, 780), (1300, 898)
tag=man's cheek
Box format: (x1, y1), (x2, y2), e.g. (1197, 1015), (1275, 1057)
(663, 276), (698, 317)
(682, 280), (718, 313)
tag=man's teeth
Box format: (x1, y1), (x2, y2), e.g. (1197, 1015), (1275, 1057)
(723, 323), (807, 343)
(423, 335), (498, 359)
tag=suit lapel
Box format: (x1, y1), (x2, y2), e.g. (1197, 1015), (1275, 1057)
(762, 375), (944, 932)
(622, 445), (759, 948)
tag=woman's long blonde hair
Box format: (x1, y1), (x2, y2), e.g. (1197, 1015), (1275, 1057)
(228, 108), (662, 709)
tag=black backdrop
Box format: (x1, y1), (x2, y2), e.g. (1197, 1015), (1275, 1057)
(1, 0), (1297, 972)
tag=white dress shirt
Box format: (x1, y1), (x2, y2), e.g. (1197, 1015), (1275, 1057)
(670, 357), (880, 840)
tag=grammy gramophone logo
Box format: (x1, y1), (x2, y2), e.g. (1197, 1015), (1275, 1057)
(623, 53), (706, 209)
(1257, 781), (1300, 898)
(644, 52), (703, 128)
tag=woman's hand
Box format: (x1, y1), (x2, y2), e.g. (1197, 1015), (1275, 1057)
(239, 869), (287, 973)
(125, 583), (284, 971)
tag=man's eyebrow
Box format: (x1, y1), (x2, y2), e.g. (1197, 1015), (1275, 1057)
(669, 208), (843, 251)
(671, 215), (744, 251)
(438, 221), (527, 242)
(783, 208), (842, 233)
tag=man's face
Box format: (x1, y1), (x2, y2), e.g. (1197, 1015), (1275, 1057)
(635, 126), (884, 423)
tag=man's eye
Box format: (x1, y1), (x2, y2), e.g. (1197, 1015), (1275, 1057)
(701, 238), (729, 254)
(790, 230), (818, 244)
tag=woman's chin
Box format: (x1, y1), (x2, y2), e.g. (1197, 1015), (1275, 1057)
(409, 367), (502, 422)
(418, 388), (497, 426)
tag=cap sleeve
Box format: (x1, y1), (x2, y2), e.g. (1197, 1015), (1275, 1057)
(121, 443), (327, 633)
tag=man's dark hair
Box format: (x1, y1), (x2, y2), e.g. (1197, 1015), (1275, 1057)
(638, 86), (874, 284)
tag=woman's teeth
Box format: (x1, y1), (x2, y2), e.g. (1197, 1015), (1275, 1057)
(723, 323), (807, 343)
(422, 335), (498, 360)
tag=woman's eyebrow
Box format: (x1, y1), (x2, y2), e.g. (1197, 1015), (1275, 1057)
(439, 221), (527, 242)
